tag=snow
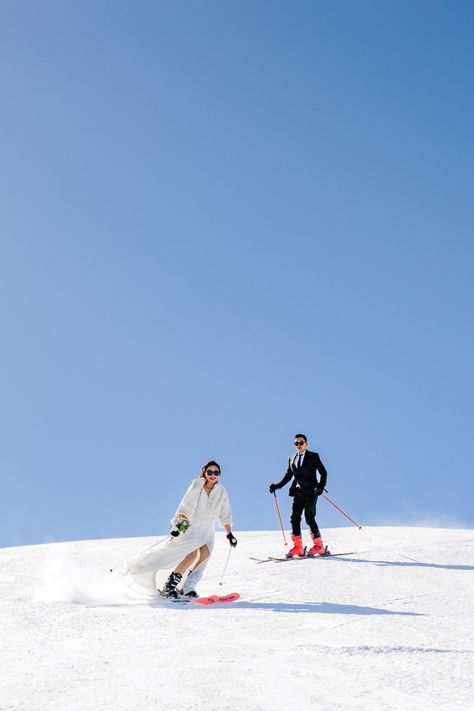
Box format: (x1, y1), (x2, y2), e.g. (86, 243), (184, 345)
(1, 527), (473, 711)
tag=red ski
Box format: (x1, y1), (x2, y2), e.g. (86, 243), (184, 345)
(190, 592), (240, 605)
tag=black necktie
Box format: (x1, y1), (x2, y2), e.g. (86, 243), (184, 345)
(297, 454), (302, 469)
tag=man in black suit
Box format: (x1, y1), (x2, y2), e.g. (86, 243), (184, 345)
(269, 434), (328, 557)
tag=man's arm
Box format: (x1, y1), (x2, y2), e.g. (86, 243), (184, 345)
(269, 461), (293, 493)
(315, 454), (327, 493)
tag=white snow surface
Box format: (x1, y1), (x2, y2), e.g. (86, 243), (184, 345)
(1, 526), (473, 711)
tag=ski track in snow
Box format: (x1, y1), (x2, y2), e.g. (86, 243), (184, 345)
(0, 526), (473, 711)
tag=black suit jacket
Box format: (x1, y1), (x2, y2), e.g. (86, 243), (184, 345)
(275, 449), (328, 497)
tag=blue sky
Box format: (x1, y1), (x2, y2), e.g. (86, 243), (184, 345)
(1, 1), (473, 547)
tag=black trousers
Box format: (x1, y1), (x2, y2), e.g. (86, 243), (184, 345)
(290, 492), (320, 537)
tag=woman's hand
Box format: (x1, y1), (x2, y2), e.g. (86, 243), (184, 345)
(171, 513), (190, 536)
(226, 532), (238, 547)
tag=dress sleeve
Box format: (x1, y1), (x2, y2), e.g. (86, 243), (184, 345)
(218, 489), (233, 529)
(172, 479), (201, 524)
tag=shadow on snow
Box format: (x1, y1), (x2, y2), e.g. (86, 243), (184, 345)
(231, 600), (424, 615)
(88, 599), (423, 616)
(345, 558), (474, 571)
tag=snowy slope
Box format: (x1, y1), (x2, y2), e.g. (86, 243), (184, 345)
(1, 527), (473, 711)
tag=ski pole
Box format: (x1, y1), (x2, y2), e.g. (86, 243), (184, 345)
(321, 493), (362, 530)
(273, 492), (288, 546)
(109, 535), (169, 573)
(218, 545), (233, 586)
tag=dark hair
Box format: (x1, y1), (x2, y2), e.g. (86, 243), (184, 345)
(200, 460), (221, 477)
(294, 433), (307, 443)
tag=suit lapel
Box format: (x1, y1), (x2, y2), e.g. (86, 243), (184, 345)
(293, 450), (311, 472)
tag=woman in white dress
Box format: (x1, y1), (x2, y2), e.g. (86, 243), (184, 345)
(126, 460), (237, 599)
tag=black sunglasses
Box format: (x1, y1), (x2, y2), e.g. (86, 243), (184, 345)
(206, 470), (221, 476)
(294, 440), (306, 446)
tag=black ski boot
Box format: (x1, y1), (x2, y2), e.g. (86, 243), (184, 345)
(160, 571), (183, 598)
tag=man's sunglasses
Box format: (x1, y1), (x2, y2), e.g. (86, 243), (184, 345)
(294, 440), (306, 446)
(206, 470), (221, 476)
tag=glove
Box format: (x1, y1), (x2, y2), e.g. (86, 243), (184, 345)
(315, 487), (325, 496)
(226, 532), (238, 547)
(269, 483), (277, 494)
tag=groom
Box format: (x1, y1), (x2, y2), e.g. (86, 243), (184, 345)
(269, 434), (328, 557)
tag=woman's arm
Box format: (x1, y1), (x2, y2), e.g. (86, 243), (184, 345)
(217, 488), (233, 529)
(172, 479), (202, 524)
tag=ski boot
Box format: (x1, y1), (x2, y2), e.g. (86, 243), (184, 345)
(160, 571), (183, 598)
(307, 534), (326, 557)
(287, 535), (305, 558)
(176, 588), (199, 598)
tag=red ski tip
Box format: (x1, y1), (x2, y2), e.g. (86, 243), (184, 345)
(191, 592), (240, 606)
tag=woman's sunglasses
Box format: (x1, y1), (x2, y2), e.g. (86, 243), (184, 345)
(206, 470), (221, 476)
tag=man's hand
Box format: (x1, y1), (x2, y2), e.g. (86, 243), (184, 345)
(269, 484), (277, 494)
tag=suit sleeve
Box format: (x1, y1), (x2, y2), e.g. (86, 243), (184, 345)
(316, 454), (328, 491)
(274, 459), (294, 489)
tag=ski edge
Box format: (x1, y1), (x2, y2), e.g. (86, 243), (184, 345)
(251, 552), (357, 563)
(271, 552), (357, 562)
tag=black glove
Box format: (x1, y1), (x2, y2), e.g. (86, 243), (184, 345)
(315, 487), (325, 496)
(226, 532), (238, 547)
(170, 528), (180, 537)
(269, 483), (277, 494)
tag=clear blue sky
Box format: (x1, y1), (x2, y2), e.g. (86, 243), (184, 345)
(1, 1), (473, 547)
